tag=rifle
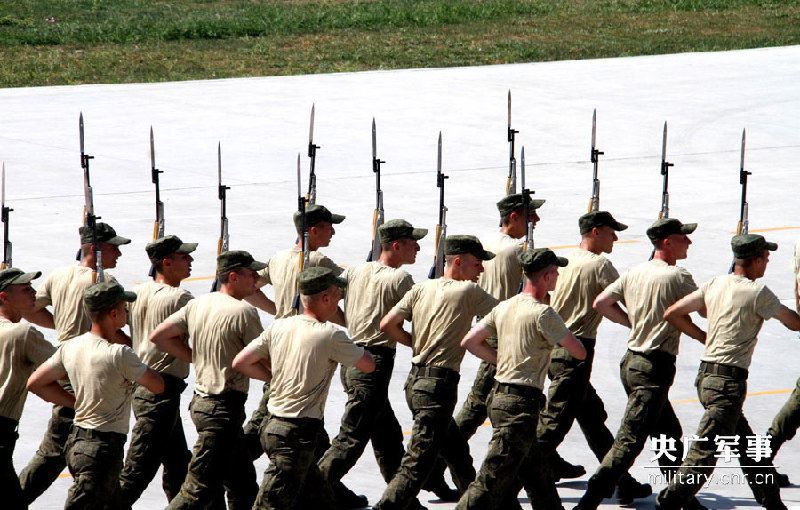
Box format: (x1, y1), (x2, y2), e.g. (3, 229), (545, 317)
(730, 129), (750, 273)
(80, 113), (103, 283)
(148, 127), (165, 278)
(1, 163), (11, 270)
(307, 104), (319, 205)
(650, 121), (674, 260)
(506, 90), (518, 196)
(588, 109), (603, 212)
(293, 153), (310, 310)
(367, 118), (385, 261)
(428, 132), (448, 279)
(518, 147), (535, 292)
(211, 142), (230, 291)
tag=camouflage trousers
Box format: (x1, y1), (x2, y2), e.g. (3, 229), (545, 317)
(767, 376), (800, 458)
(457, 383), (562, 510)
(589, 350), (685, 492)
(537, 338), (615, 461)
(319, 345), (405, 484)
(658, 364), (783, 508)
(0, 416), (24, 510)
(255, 416), (339, 510)
(167, 392), (257, 510)
(19, 403), (75, 503)
(64, 426), (126, 510)
(119, 374), (190, 507)
(454, 336), (499, 439)
(374, 365), (475, 510)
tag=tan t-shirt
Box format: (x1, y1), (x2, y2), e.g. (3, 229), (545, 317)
(478, 232), (524, 302)
(48, 332), (147, 434)
(257, 248), (342, 319)
(342, 261), (413, 349)
(551, 249), (619, 339)
(168, 292), (263, 396)
(481, 294), (570, 389)
(0, 318), (55, 421)
(605, 259), (697, 355)
(698, 275), (781, 370)
(36, 266), (117, 342)
(130, 281), (193, 379)
(393, 277), (498, 371)
(249, 315), (364, 419)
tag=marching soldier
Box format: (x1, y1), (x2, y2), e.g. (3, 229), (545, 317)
(119, 235), (197, 506)
(232, 267), (375, 509)
(151, 250), (264, 509)
(536, 211), (650, 502)
(0, 268), (54, 509)
(575, 218), (700, 510)
(656, 234), (800, 510)
(19, 222), (130, 504)
(27, 281), (165, 508)
(373, 235), (498, 510)
(457, 248), (586, 509)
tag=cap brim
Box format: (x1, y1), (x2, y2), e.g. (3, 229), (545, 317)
(555, 256), (569, 267)
(106, 235), (132, 246)
(766, 241), (778, 251)
(248, 260), (268, 272)
(679, 223), (698, 235)
(477, 250), (496, 261)
(531, 199), (546, 209)
(10, 270), (42, 285)
(176, 242), (198, 254)
(121, 291), (137, 303)
(611, 220), (628, 231)
(330, 213), (346, 224)
(410, 228), (428, 240)
(332, 276), (347, 289)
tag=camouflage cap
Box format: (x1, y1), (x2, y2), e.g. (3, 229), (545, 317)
(79, 222), (131, 246)
(293, 204), (346, 231)
(83, 281), (136, 311)
(379, 219), (428, 244)
(497, 193), (545, 217)
(518, 248), (568, 274)
(216, 250), (267, 275)
(0, 268), (41, 293)
(146, 235), (198, 264)
(646, 218), (697, 244)
(579, 210), (628, 235)
(298, 266), (347, 296)
(732, 234), (777, 259)
(444, 235), (495, 261)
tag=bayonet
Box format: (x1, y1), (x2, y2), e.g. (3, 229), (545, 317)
(429, 132), (448, 279)
(307, 104), (319, 204)
(730, 129), (750, 273)
(1, 163), (12, 270)
(151, 126), (165, 241)
(507, 90), (518, 196)
(211, 142), (230, 291)
(588, 109), (603, 212)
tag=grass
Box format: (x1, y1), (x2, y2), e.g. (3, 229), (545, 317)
(1, 0), (799, 87)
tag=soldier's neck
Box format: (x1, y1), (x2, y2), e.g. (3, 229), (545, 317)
(0, 306), (21, 323)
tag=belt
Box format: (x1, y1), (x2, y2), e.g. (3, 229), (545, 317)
(73, 426), (126, 443)
(196, 390), (247, 405)
(410, 364), (460, 383)
(271, 415), (323, 427)
(700, 361), (748, 380)
(493, 382), (543, 401)
(363, 345), (396, 358)
(629, 348), (676, 364)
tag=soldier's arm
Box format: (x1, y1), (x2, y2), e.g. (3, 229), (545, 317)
(23, 307), (55, 330)
(112, 329), (132, 348)
(330, 307), (346, 328)
(136, 368), (165, 394)
(353, 351), (376, 373)
(27, 363), (75, 408)
(593, 290), (631, 329)
(663, 294), (707, 344)
(244, 290), (276, 316)
(379, 310), (412, 347)
(150, 320), (192, 363)
(795, 276), (800, 314)
(772, 305), (800, 332)
(232, 345), (272, 382)
(461, 323), (497, 365)
(557, 332), (586, 360)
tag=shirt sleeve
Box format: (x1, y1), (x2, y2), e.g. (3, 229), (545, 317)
(597, 259), (620, 290)
(241, 307), (265, 343)
(604, 273), (625, 304)
(35, 274), (53, 308)
(478, 306), (499, 337)
(117, 346), (148, 382)
(166, 304), (190, 334)
(392, 284), (417, 320)
(328, 330), (365, 367)
(469, 284), (499, 317)
(755, 285), (782, 320)
(394, 272), (414, 299)
(678, 268), (699, 297)
(246, 329), (272, 363)
(257, 263), (271, 289)
(47, 343), (66, 372)
(317, 253), (344, 276)
(25, 326), (56, 367)
(538, 307), (571, 347)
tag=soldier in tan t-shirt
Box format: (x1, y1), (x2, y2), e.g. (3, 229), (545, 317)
(27, 281), (164, 509)
(374, 235), (498, 510)
(19, 222), (130, 504)
(576, 218), (699, 510)
(657, 234), (800, 510)
(537, 210), (649, 502)
(458, 248), (586, 509)
(151, 250), (265, 509)
(120, 235), (197, 506)
(0, 268), (54, 508)
(232, 266), (375, 510)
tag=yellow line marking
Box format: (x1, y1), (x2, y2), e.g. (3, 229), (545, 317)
(729, 226), (800, 234)
(58, 472), (71, 479)
(402, 387), (795, 435)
